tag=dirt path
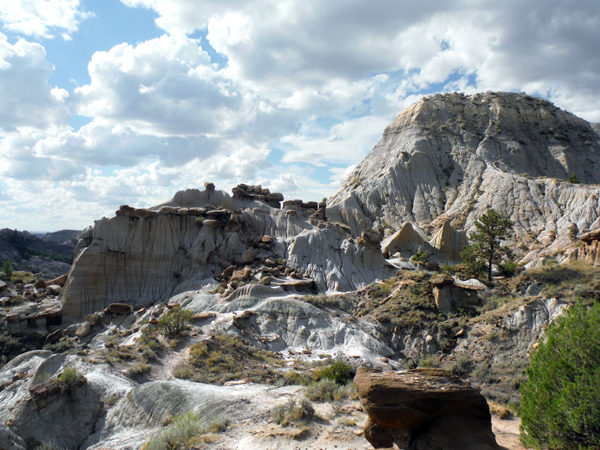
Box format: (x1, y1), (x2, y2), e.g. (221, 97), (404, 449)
(493, 416), (527, 450)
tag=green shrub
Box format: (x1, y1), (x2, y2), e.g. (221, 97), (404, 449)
(305, 379), (344, 402)
(146, 412), (205, 450)
(568, 172), (580, 184)
(44, 339), (74, 354)
(1, 261), (13, 279)
(317, 361), (353, 386)
(271, 398), (315, 426)
(441, 263), (457, 276)
(520, 301), (600, 449)
(156, 307), (193, 337)
(142, 348), (158, 361)
(58, 366), (81, 387)
(127, 362), (151, 378)
(498, 259), (518, 277)
(0, 332), (24, 358)
(411, 250), (428, 263)
(140, 326), (160, 349)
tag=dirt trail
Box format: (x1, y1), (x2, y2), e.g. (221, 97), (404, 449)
(493, 416), (527, 450)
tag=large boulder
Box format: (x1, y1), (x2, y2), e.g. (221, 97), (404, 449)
(381, 223), (427, 256)
(354, 367), (500, 450)
(430, 220), (469, 263)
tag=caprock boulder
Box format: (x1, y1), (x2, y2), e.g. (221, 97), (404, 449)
(328, 92), (600, 264)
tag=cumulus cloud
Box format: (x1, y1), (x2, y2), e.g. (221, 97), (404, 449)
(0, 34), (70, 132)
(70, 35), (245, 136)
(280, 116), (390, 166)
(3, 0), (600, 230)
(0, 0), (92, 39)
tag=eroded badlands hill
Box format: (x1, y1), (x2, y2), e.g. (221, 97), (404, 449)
(328, 92), (600, 264)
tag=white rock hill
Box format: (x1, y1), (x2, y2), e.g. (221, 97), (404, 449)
(327, 92), (600, 264)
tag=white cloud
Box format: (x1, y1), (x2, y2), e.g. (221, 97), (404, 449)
(280, 116), (390, 166)
(3, 0), (600, 231)
(0, 0), (92, 39)
(0, 34), (70, 132)
(70, 35), (246, 137)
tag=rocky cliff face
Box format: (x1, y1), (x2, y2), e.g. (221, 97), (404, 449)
(61, 186), (392, 321)
(328, 92), (600, 264)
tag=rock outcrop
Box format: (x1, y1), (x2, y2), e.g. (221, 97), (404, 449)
(381, 223), (426, 257)
(354, 367), (500, 450)
(61, 185), (392, 321)
(328, 92), (600, 265)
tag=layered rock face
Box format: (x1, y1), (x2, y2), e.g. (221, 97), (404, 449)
(354, 367), (500, 450)
(61, 186), (391, 321)
(328, 92), (600, 263)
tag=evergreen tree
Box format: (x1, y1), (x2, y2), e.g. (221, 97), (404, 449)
(460, 209), (514, 281)
(1, 261), (13, 279)
(520, 301), (600, 449)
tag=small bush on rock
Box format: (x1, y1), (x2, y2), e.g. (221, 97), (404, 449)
(156, 307), (192, 337)
(271, 398), (315, 426)
(58, 366), (81, 387)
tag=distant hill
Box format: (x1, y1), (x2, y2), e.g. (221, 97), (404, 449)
(0, 228), (80, 278)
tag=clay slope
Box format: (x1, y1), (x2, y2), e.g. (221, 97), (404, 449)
(328, 92), (600, 263)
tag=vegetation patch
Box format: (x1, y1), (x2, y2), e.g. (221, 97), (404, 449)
(156, 307), (193, 337)
(174, 333), (284, 385)
(145, 412), (223, 450)
(520, 301), (600, 450)
(271, 398), (315, 427)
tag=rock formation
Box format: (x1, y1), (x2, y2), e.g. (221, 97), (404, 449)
(61, 184), (393, 321)
(328, 92), (600, 265)
(354, 367), (500, 450)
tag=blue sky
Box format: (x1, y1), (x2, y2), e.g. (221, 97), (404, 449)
(1, 0), (599, 231)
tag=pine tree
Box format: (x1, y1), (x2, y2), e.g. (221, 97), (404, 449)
(520, 301), (600, 449)
(460, 209), (514, 282)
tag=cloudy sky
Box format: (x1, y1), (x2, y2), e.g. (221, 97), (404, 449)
(0, 0), (599, 231)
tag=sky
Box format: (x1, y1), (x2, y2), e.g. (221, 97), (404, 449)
(0, 0), (599, 231)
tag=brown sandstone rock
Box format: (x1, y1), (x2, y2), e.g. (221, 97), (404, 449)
(45, 329), (63, 345)
(85, 313), (101, 326)
(46, 274), (68, 287)
(46, 284), (63, 296)
(221, 265), (236, 279)
(34, 279), (46, 289)
(240, 247), (259, 264)
(217, 258), (233, 269)
(430, 220), (469, 263)
(75, 321), (92, 338)
(231, 267), (252, 282)
(191, 312), (216, 321)
(362, 228), (383, 245)
(258, 276), (271, 286)
(106, 303), (132, 315)
(354, 367), (499, 450)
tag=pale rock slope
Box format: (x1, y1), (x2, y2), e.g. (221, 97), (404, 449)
(61, 186), (393, 321)
(328, 92), (600, 264)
